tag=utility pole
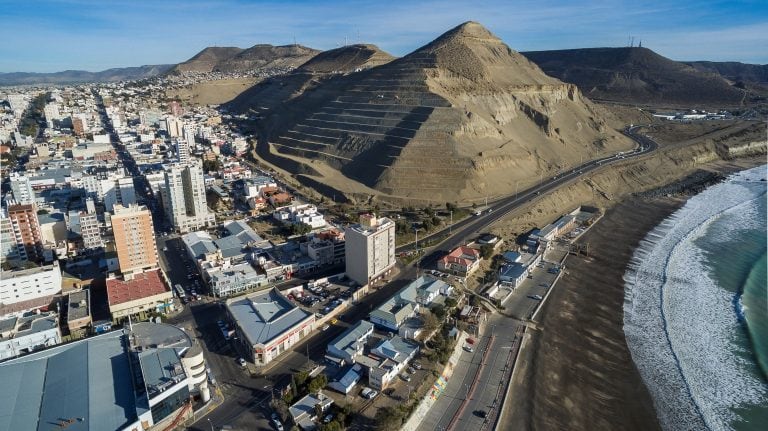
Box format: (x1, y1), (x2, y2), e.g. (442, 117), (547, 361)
(449, 211), (453, 234)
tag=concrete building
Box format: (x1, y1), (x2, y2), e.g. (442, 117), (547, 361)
(0, 214), (16, 262)
(273, 203), (326, 229)
(112, 204), (158, 276)
(66, 289), (92, 333)
(161, 163), (215, 233)
(0, 324), (208, 431)
(369, 275), (450, 331)
(175, 138), (190, 164)
(226, 288), (314, 366)
(9, 173), (35, 204)
(0, 311), (61, 360)
(68, 210), (102, 249)
(43, 103), (60, 128)
(6, 203), (44, 262)
(164, 116), (183, 138)
(106, 269), (174, 321)
(205, 261), (267, 297)
(361, 335), (419, 390)
(0, 261), (62, 307)
(344, 214), (395, 286)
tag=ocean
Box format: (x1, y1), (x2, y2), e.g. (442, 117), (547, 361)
(623, 164), (768, 431)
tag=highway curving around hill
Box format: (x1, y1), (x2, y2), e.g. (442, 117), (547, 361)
(397, 125), (658, 263)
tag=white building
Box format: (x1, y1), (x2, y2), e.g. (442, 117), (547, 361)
(0, 261), (62, 306)
(161, 163), (215, 233)
(68, 211), (102, 249)
(43, 103), (61, 128)
(273, 203), (326, 229)
(344, 214), (395, 286)
(175, 138), (190, 164)
(0, 311), (61, 360)
(9, 173), (35, 205)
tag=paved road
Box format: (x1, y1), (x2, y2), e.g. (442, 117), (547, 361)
(398, 125), (657, 256)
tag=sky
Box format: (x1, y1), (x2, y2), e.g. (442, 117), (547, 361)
(1, 0), (767, 73)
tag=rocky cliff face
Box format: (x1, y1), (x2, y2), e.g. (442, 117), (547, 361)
(244, 22), (633, 202)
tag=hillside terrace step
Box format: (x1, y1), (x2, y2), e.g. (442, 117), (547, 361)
(272, 143), (352, 161)
(325, 102), (436, 114)
(321, 106), (432, 120)
(301, 118), (421, 136)
(309, 113), (425, 130)
(293, 123), (413, 140)
(284, 130), (341, 144)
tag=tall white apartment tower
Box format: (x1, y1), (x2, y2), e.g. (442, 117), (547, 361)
(161, 163), (214, 233)
(344, 214), (396, 286)
(175, 138), (190, 164)
(9, 173), (35, 205)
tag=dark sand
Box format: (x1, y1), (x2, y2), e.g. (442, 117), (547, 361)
(504, 197), (687, 431)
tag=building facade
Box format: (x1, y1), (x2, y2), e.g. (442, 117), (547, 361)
(344, 214), (395, 286)
(0, 261), (62, 306)
(7, 203), (44, 262)
(161, 163), (215, 233)
(111, 204), (158, 275)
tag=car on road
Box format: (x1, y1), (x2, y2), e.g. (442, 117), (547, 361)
(474, 410), (488, 418)
(270, 412), (280, 422)
(271, 418), (284, 431)
(330, 318), (338, 325)
(529, 294), (543, 300)
(400, 374), (412, 382)
(321, 324), (330, 331)
(463, 345), (474, 353)
(237, 358), (247, 367)
(162, 246), (168, 252)
(361, 387), (378, 399)
(407, 366), (415, 374)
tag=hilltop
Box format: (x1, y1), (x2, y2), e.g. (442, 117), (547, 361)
(169, 47), (245, 74)
(169, 44), (319, 75)
(236, 21), (633, 203)
(521, 47), (748, 107)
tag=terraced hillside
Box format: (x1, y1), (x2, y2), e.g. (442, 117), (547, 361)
(228, 44), (395, 117)
(242, 22), (634, 202)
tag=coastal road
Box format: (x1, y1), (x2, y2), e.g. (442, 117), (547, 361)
(397, 125), (657, 257)
(195, 127), (658, 429)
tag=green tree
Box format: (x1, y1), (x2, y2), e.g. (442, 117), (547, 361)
(431, 304), (446, 321)
(480, 244), (495, 260)
(320, 421), (343, 431)
(295, 370), (309, 387)
(308, 373), (328, 393)
(422, 310), (439, 330)
(445, 297), (458, 309)
(202, 158), (221, 172)
(290, 222), (312, 236)
(374, 406), (406, 431)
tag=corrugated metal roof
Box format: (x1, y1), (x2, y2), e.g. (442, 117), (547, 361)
(227, 289), (312, 347)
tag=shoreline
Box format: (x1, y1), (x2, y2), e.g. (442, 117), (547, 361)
(503, 195), (684, 431)
(501, 161), (766, 431)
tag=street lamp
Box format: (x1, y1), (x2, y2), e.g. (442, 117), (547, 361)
(449, 211), (453, 234)
(207, 418), (214, 431)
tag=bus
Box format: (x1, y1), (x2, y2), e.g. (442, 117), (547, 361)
(174, 284), (186, 299)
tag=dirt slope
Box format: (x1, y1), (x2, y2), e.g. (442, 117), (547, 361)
(243, 21), (633, 203)
(522, 47), (747, 108)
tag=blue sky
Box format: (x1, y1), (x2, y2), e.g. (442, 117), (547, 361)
(1, 0), (767, 72)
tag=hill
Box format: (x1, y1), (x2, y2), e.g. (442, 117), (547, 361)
(0, 64), (173, 86)
(227, 44), (395, 115)
(522, 47), (747, 107)
(237, 22), (633, 203)
(213, 44), (320, 73)
(169, 47), (245, 74)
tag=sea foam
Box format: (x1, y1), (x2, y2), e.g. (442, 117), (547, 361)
(624, 166), (768, 431)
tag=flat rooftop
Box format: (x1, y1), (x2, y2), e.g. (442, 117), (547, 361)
(138, 348), (187, 400)
(67, 289), (90, 322)
(227, 288), (312, 347)
(106, 269), (169, 307)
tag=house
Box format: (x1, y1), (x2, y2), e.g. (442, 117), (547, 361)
(498, 263), (528, 287)
(289, 391), (334, 430)
(437, 246), (481, 276)
(328, 364), (364, 394)
(501, 250), (521, 263)
(362, 335), (419, 390)
(369, 275), (450, 331)
(326, 320), (374, 364)
(106, 270), (174, 321)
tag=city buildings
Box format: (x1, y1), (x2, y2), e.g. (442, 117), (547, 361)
(0, 323), (210, 431)
(273, 203), (326, 229)
(111, 204), (158, 276)
(161, 163), (215, 233)
(9, 173), (35, 204)
(68, 210), (102, 250)
(226, 288), (315, 366)
(6, 203), (44, 262)
(326, 320), (375, 365)
(0, 260), (62, 307)
(344, 214), (395, 286)
(66, 289), (92, 334)
(0, 311), (61, 360)
(106, 269), (174, 321)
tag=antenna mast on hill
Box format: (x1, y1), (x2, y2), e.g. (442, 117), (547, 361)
(293, 34), (297, 46)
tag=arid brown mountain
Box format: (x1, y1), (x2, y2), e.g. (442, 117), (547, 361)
(213, 44), (320, 73)
(238, 22), (633, 202)
(169, 44), (319, 75)
(0, 65), (173, 86)
(521, 47), (747, 107)
(227, 44), (395, 115)
(170, 47), (245, 74)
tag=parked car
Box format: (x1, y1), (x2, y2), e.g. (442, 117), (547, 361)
(271, 418), (284, 431)
(361, 387), (378, 399)
(400, 374), (412, 382)
(463, 345), (474, 353)
(322, 413), (334, 424)
(529, 294), (543, 300)
(321, 324), (330, 331)
(412, 361), (422, 370)
(237, 358), (247, 367)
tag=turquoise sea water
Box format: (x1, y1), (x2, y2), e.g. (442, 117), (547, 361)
(696, 171), (767, 429)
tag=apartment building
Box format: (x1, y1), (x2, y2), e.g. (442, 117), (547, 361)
(111, 204), (158, 276)
(344, 214), (395, 286)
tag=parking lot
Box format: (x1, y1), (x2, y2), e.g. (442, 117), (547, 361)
(283, 278), (362, 321)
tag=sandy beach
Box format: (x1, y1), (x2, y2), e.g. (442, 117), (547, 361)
(503, 196), (688, 431)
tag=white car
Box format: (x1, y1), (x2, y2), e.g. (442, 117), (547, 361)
(361, 387), (378, 399)
(237, 357), (247, 367)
